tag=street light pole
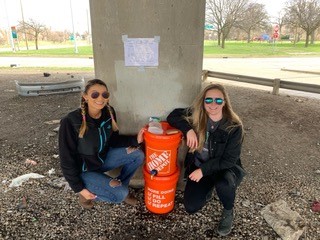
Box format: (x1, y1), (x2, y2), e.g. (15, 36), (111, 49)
(69, 0), (78, 54)
(19, 0), (29, 50)
(86, 8), (91, 44)
(3, 0), (15, 52)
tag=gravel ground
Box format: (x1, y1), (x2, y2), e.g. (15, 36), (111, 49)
(0, 69), (319, 239)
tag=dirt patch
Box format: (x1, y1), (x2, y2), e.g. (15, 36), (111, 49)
(1, 69), (319, 239)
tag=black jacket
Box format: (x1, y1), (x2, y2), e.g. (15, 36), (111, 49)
(167, 108), (244, 178)
(59, 106), (138, 193)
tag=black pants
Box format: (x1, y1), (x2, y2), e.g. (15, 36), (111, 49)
(183, 164), (237, 214)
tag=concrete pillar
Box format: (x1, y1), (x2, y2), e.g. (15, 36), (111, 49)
(89, 0), (205, 187)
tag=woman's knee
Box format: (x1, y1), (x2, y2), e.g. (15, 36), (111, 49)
(133, 149), (145, 165)
(183, 194), (204, 214)
(223, 170), (237, 188)
(97, 185), (128, 203)
(215, 180), (236, 195)
(184, 201), (202, 214)
(112, 186), (129, 203)
(137, 149), (145, 160)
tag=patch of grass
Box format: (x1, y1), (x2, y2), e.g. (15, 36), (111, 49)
(0, 46), (93, 58)
(1, 40), (320, 58)
(203, 40), (320, 57)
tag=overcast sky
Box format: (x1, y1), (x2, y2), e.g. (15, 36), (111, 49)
(0, 0), (90, 33)
(255, 0), (286, 17)
(0, 0), (286, 33)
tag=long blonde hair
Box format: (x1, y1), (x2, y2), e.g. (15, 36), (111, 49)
(78, 79), (119, 138)
(187, 83), (243, 151)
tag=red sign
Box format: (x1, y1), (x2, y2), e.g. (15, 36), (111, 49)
(273, 25), (279, 39)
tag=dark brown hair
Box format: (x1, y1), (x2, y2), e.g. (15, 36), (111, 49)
(78, 79), (118, 138)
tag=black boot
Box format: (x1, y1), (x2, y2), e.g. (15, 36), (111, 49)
(217, 208), (234, 236)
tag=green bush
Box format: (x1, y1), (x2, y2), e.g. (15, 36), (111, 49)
(281, 35), (290, 40)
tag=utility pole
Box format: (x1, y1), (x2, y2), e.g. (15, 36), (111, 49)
(86, 8), (91, 44)
(3, 0), (15, 52)
(69, 0), (78, 53)
(19, 0), (29, 50)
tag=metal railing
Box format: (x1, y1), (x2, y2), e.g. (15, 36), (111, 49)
(202, 70), (320, 95)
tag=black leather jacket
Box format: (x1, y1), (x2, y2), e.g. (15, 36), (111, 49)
(167, 108), (244, 179)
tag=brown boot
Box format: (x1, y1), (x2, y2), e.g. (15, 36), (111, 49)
(124, 193), (139, 206)
(79, 194), (94, 209)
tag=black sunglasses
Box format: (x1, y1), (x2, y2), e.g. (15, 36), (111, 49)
(204, 97), (224, 105)
(90, 91), (110, 99)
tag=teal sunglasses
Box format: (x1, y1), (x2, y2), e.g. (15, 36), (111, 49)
(204, 97), (224, 105)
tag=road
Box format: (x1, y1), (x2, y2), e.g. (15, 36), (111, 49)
(1, 56), (320, 98)
(1, 56), (319, 82)
(202, 57), (320, 85)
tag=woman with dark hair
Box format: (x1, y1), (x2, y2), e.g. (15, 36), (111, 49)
(59, 79), (145, 209)
(167, 83), (245, 236)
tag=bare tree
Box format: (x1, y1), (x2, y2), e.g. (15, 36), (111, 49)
(285, 0), (320, 47)
(17, 18), (46, 50)
(41, 28), (71, 43)
(273, 11), (287, 39)
(206, 0), (249, 48)
(235, 3), (269, 43)
(0, 30), (8, 45)
(310, 28), (319, 43)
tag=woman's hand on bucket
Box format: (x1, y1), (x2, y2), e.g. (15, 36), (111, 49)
(186, 129), (198, 149)
(189, 168), (203, 182)
(137, 127), (147, 144)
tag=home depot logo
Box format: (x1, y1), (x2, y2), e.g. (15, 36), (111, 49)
(146, 148), (171, 173)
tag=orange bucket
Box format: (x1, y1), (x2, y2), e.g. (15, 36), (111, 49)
(143, 166), (180, 214)
(144, 121), (182, 177)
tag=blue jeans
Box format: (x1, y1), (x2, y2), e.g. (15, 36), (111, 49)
(81, 147), (144, 203)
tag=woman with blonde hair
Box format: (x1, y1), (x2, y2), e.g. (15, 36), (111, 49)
(167, 83), (245, 236)
(59, 79), (145, 209)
